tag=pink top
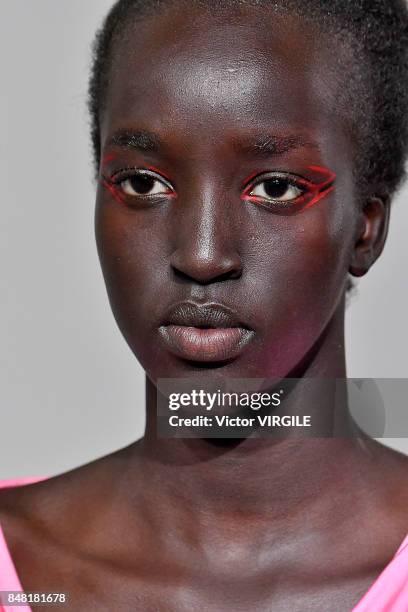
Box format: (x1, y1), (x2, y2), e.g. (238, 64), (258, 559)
(0, 479), (408, 611)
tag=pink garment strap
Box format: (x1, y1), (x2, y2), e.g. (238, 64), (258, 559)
(352, 534), (408, 611)
(0, 478), (46, 612)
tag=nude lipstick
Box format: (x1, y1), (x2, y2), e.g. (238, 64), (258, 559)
(159, 302), (254, 362)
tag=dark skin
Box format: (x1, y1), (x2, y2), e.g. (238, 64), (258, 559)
(1, 4), (408, 611)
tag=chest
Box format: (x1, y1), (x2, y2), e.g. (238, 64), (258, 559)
(5, 531), (379, 612)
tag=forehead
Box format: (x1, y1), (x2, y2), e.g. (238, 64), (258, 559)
(101, 3), (355, 154)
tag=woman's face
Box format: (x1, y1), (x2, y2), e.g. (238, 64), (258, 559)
(95, 4), (363, 383)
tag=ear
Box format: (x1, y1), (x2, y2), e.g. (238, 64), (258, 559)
(349, 195), (391, 278)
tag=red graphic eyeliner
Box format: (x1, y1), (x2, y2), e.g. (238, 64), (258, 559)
(102, 178), (126, 205)
(241, 170), (262, 188)
(101, 166), (177, 204)
(242, 164), (336, 211)
(102, 164), (335, 210)
(303, 165), (336, 210)
(146, 165), (172, 183)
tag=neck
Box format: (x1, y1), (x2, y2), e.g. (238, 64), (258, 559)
(112, 306), (380, 558)
(127, 306), (373, 529)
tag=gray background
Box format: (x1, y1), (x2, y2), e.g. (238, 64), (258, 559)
(0, 1), (407, 478)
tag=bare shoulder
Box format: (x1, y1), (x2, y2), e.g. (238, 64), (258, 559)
(362, 438), (408, 491)
(368, 437), (408, 477)
(0, 441), (138, 528)
(0, 442), (143, 602)
(355, 438), (408, 543)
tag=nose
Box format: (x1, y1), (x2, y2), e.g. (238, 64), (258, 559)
(170, 187), (242, 284)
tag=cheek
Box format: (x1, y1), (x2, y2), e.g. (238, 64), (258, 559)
(244, 193), (357, 351)
(282, 204), (353, 298)
(95, 199), (167, 335)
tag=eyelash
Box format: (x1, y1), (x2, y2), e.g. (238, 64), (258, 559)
(102, 166), (334, 213)
(243, 172), (306, 202)
(111, 168), (173, 191)
(242, 167), (335, 213)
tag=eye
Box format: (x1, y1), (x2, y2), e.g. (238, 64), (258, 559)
(242, 168), (336, 214)
(247, 176), (304, 203)
(114, 169), (174, 198)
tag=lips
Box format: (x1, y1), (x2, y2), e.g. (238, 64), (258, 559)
(158, 302), (254, 362)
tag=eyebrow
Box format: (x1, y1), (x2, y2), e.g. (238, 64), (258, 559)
(106, 130), (318, 157)
(235, 135), (319, 157)
(107, 129), (161, 152)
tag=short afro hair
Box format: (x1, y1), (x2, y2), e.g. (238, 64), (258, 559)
(88, 0), (408, 199)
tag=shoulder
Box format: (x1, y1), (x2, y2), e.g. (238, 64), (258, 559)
(361, 439), (408, 504)
(0, 441), (137, 529)
(349, 439), (408, 555)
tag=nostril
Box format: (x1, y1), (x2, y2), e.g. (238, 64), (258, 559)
(217, 267), (242, 281)
(170, 251), (242, 284)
